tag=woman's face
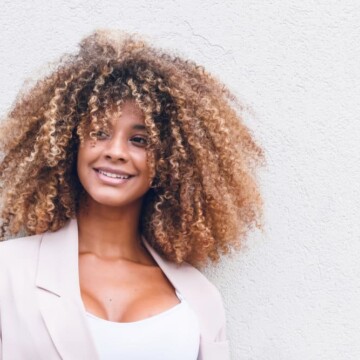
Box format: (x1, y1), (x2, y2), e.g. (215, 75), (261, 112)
(77, 100), (152, 210)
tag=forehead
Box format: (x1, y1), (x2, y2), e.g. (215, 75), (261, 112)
(105, 100), (146, 127)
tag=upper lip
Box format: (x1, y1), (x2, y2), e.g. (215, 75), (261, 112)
(95, 167), (134, 176)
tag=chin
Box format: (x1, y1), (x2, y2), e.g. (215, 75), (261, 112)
(85, 191), (144, 210)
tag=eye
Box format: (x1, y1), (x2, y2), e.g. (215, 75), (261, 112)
(94, 130), (109, 140)
(131, 136), (148, 146)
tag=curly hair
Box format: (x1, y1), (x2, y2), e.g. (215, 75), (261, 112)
(0, 29), (263, 267)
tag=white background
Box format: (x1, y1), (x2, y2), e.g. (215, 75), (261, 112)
(1, 1), (360, 359)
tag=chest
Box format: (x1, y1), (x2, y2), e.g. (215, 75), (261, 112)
(78, 255), (180, 322)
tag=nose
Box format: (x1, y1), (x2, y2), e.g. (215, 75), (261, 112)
(104, 137), (129, 162)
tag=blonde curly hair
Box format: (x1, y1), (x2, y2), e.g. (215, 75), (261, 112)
(0, 29), (263, 267)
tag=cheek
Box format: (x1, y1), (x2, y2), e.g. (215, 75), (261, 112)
(146, 152), (156, 179)
(132, 150), (150, 171)
(76, 152), (86, 188)
(76, 144), (95, 180)
(76, 147), (86, 174)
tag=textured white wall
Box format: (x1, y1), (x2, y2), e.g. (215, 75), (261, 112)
(1, 1), (360, 359)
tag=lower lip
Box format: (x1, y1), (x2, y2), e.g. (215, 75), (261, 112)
(94, 169), (133, 185)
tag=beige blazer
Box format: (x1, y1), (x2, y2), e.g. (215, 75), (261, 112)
(0, 218), (230, 360)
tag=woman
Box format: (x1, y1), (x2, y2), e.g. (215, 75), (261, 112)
(0, 30), (263, 359)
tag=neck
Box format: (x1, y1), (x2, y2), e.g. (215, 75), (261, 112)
(76, 197), (147, 262)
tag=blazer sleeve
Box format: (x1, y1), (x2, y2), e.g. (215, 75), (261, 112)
(0, 278), (3, 360)
(0, 243), (4, 360)
(197, 281), (231, 360)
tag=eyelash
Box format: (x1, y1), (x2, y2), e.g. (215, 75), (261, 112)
(94, 131), (108, 139)
(131, 136), (148, 146)
(94, 131), (147, 146)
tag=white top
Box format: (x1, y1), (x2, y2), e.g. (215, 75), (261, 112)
(86, 290), (200, 360)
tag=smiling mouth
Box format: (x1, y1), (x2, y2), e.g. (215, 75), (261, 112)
(95, 169), (133, 179)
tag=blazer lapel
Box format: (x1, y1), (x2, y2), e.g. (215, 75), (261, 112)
(36, 218), (99, 359)
(142, 239), (229, 360)
(35, 218), (227, 360)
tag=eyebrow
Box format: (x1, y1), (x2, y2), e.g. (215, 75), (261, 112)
(132, 124), (147, 130)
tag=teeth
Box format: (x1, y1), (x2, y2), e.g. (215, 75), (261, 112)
(98, 170), (130, 179)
